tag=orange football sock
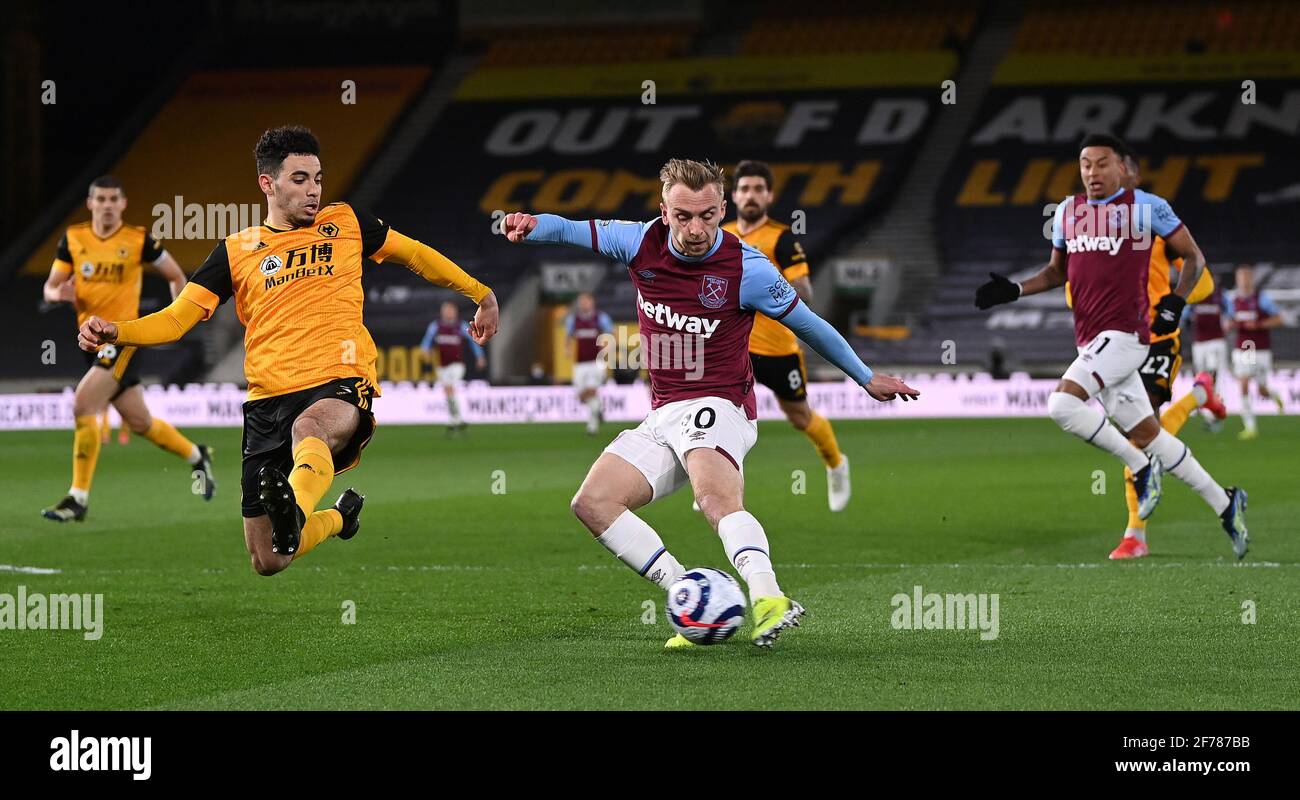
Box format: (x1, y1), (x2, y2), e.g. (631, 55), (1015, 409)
(288, 436), (334, 518)
(1123, 466), (1145, 534)
(142, 418), (196, 461)
(294, 509), (343, 559)
(1160, 392), (1200, 436)
(71, 415), (101, 494)
(802, 412), (843, 469)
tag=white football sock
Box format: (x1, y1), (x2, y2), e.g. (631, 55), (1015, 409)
(187, 445), (202, 465)
(1047, 392), (1149, 473)
(1143, 429), (1230, 514)
(1124, 527), (1146, 543)
(68, 487), (89, 505)
(1191, 383), (1208, 405)
(1239, 389), (1256, 432)
(596, 510), (684, 588)
(717, 510), (781, 601)
(447, 394), (462, 424)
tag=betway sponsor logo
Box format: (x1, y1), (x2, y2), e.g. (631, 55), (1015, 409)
(1055, 198), (1153, 251)
(636, 293), (720, 338)
(264, 264), (334, 290)
(1066, 235), (1126, 256)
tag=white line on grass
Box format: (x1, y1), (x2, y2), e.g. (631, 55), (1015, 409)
(55, 561), (1297, 576)
(779, 562), (1288, 569)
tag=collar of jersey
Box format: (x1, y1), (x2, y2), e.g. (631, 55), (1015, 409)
(666, 229), (723, 262)
(90, 222), (125, 241)
(1086, 187), (1126, 205)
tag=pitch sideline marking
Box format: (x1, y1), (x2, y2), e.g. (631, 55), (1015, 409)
(56, 560), (1293, 576)
(0, 564), (63, 575)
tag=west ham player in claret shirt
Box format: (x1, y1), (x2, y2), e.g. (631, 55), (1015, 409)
(1224, 264), (1286, 439)
(565, 292), (614, 435)
(501, 159), (918, 648)
(976, 134), (1249, 558)
(421, 301), (487, 437)
(1188, 278), (1230, 431)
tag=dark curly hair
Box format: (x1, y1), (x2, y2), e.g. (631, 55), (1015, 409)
(1078, 132), (1133, 161)
(254, 125), (320, 177)
(733, 160), (774, 192)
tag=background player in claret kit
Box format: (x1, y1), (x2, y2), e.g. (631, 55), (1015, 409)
(726, 160), (851, 512)
(78, 126), (498, 575)
(975, 134), (1249, 559)
(421, 301), (486, 437)
(501, 159), (918, 648)
(40, 176), (215, 523)
(564, 292), (614, 435)
(1225, 264), (1286, 440)
(1107, 149), (1226, 560)
(1187, 277), (1231, 431)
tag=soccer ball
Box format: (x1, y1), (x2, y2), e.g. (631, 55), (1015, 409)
(666, 568), (747, 645)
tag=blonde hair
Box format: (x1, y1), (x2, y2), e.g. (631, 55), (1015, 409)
(659, 158), (726, 198)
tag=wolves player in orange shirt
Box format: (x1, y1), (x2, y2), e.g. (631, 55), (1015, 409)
(79, 126), (498, 576)
(725, 160), (851, 512)
(41, 176), (215, 523)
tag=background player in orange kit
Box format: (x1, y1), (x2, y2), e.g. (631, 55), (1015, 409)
(41, 176), (215, 523)
(726, 160), (852, 512)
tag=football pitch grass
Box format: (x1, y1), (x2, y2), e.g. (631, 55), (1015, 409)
(2, 416), (1295, 710)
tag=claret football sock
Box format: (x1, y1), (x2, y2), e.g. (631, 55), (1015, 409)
(597, 510), (684, 588)
(288, 436), (335, 518)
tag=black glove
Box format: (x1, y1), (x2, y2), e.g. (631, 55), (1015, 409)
(1151, 292), (1186, 336)
(975, 273), (1021, 309)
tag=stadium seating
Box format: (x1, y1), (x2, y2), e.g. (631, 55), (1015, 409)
(3, 1), (1296, 389)
(740, 0), (977, 55)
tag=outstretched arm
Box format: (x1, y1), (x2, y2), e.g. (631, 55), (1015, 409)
(740, 249), (918, 402)
(79, 290), (209, 351)
(501, 212), (649, 264)
(371, 229), (499, 345)
(976, 199), (1073, 309)
(1017, 248), (1069, 296)
(79, 240), (232, 351)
